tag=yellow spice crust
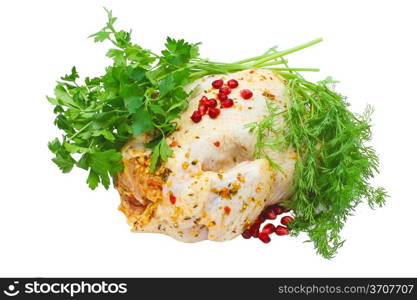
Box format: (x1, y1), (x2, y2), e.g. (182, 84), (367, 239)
(116, 147), (168, 228)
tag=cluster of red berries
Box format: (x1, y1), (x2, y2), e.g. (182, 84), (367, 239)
(190, 79), (253, 123)
(242, 204), (294, 244)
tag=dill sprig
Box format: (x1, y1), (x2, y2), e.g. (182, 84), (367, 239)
(255, 74), (387, 258)
(245, 101), (289, 174)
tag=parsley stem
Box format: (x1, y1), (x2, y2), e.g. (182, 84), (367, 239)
(251, 38), (323, 67)
(234, 54), (271, 64)
(233, 38), (321, 65)
(267, 68), (320, 72)
(68, 121), (92, 140)
(255, 60), (288, 67)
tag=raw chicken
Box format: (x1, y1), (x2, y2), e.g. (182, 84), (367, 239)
(116, 69), (297, 242)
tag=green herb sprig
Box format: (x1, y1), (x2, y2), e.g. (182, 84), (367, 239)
(248, 73), (387, 258)
(284, 76), (387, 258)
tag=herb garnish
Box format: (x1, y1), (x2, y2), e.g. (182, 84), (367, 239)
(47, 9), (386, 258)
(283, 76), (387, 258)
(248, 73), (387, 257)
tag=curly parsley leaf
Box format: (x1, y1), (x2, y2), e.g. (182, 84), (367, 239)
(132, 107), (153, 135)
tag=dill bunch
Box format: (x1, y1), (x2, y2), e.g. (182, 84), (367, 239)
(249, 74), (387, 258)
(272, 75), (387, 258)
(244, 71), (387, 258)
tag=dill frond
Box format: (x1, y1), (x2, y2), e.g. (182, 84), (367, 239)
(252, 73), (387, 258)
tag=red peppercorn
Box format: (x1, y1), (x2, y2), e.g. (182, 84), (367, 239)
(251, 228), (260, 238)
(265, 209), (277, 220)
(190, 110), (202, 123)
(242, 230), (252, 239)
(208, 107), (221, 118)
(253, 219), (263, 227)
(217, 92), (228, 101)
(240, 89), (253, 99)
(169, 194), (176, 205)
(272, 205), (284, 216)
(227, 79), (239, 89)
(206, 98), (218, 107)
(257, 214), (266, 223)
(262, 223), (276, 235)
(249, 222), (261, 238)
(221, 98), (234, 108)
(258, 232), (271, 243)
(219, 86), (231, 95)
(224, 206), (231, 214)
(198, 104), (208, 115)
(275, 225), (289, 236)
(212, 79), (223, 89)
(199, 96), (209, 106)
(281, 216), (294, 226)
(213, 141), (221, 147)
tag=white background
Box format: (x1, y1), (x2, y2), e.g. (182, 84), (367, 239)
(0, 0), (416, 277)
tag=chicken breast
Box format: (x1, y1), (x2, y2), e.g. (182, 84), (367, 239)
(116, 69), (297, 242)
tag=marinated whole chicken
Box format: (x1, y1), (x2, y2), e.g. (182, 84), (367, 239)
(48, 12), (386, 257)
(116, 69), (297, 242)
